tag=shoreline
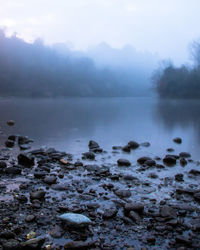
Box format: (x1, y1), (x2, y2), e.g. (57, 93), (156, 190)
(0, 130), (200, 249)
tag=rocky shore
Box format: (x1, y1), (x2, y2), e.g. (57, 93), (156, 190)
(0, 127), (200, 249)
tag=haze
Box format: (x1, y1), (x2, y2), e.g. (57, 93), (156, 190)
(1, 0), (200, 65)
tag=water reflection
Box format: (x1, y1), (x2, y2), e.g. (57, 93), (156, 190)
(155, 99), (200, 143)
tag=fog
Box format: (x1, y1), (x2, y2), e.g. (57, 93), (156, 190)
(0, 30), (158, 97)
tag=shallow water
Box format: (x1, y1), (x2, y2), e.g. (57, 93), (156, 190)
(0, 97), (199, 160)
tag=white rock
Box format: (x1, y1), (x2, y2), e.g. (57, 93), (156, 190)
(59, 213), (92, 226)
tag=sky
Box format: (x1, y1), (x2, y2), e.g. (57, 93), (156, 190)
(0, 0), (200, 65)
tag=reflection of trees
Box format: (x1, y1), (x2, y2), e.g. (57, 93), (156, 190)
(155, 99), (200, 140)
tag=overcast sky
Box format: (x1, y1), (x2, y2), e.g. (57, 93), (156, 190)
(0, 0), (200, 64)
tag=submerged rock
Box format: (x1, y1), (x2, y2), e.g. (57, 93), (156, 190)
(173, 137), (182, 144)
(128, 141), (139, 149)
(137, 157), (152, 165)
(5, 140), (15, 148)
(30, 190), (46, 200)
(117, 159), (131, 166)
(7, 120), (15, 126)
(82, 152), (95, 160)
(114, 189), (131, 198)
(59, 213), (92, 226)
(163, 156), (176, 165)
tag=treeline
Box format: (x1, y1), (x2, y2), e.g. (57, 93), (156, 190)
(0, 29), (149, 97)
(153, 41), (200, 98)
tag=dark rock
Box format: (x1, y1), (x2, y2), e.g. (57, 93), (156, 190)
(175, 235), (191, 245)
(128, 211), (141, 222)
(18, 136), (33, 145)
(102, 208), (117, 219)
(122, 145), (131, 152)
(163, 156), (176, 165)
(82, 152), (95, 160)
(189, 169), (200, 175)
(160, 206), (177, 218)
(167, 148), (174, 152)
(64, 240), (95, 249)
(179, 152), (191, 158)
(124, 202), (144, 214)
(193, 192), (200, 201)
(5, 167), (21, 175)
(18, 153), (34, 167)
(117, 159), (131, 166)
(43, 176), (57, 185)
(2, 239), (20, 250)
(180, 158), (187, 166)
(25, 215), (35, 222)
(88, 140), (99, 149)
(50, 225), (63, 238)
(34, 170), (47, 179)
(112, 146), (122, 150)
(175, 173), (184, 181)
(115, 189), (131, 198)
(173, 137), (182, 144)
(137, 157), (152, 164)
(156, 164), (165, 169)
(145, 160), (156, 166)
(30, 190), (46, 200)
(5, 140), (15, 148)
(7, 120), (15, 126)
(0, 231), (15, 239)
(8, 135), (17, 141)
(0, 161), (7, 168)
(19, 144), (31, 150)
(148, 173), (158, 179)
(128, 141), (139, 149)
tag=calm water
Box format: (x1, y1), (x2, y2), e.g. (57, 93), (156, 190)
(0, 97), (200, 161)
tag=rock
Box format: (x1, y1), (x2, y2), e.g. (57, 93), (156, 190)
(18, 136), (33, 145)
(82, 152), (95, 160)
(175, 235), (191, 245)
(8, 135), (17, 141)
(180, 158), (187, 166)
(5, 140), (15, 148)
(19, 144), (31, 150)
(128, 141), (139, 149)
(25, 215), (35, 222)
(112, 146), (122, 150)
(128, 211), (141, 222)
(117, 158), (131, 166)
(21, 237), (45, 249)
(160, 206), (177, 218)
(167, 148), (174, 152)
(122, 145), (131, 152)
(30, 190), (46, 200)
(0, 231), (15, 239)
(189, 169), (200, 175)
(18, 153), (34, 167)
(2, 239), (20, 249)
(5, 166), (21, 175)
(64, 240), (95, 249)
(140, 142), (150, 147)
(163, 156), (176, 165)
(175, 173), (184, 181)
(148, 173), (158, 179)
(88, 140), (99, 149)
(50, 225), (63, 238)
(173, 137), (182, 144)
(124, 203), (144, 214)
(0, 161), (7, 168)
(43, 176), (57, 185)
(34, 170), (47, 179)
(193, 192), (200, 201)
(179, 152), (191, 158)
(145, 160), (156, 166)
(59, 213), (92, 226)
(137, 157), (152, 165)
(7, 120), (15, 126)
(114, 189), (131, 198)
(102, 208), (117, 219)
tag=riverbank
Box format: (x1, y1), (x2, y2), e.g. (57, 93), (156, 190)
(0, 128), (200, 249)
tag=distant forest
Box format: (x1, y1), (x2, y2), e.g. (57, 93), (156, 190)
(153, 41), (200, 98)
(0, 30), (157, 97)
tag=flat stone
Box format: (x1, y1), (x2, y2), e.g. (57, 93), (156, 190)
(59, 213), (92, 226)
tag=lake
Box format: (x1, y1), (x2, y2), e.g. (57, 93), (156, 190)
(0, 97), (200, 161)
